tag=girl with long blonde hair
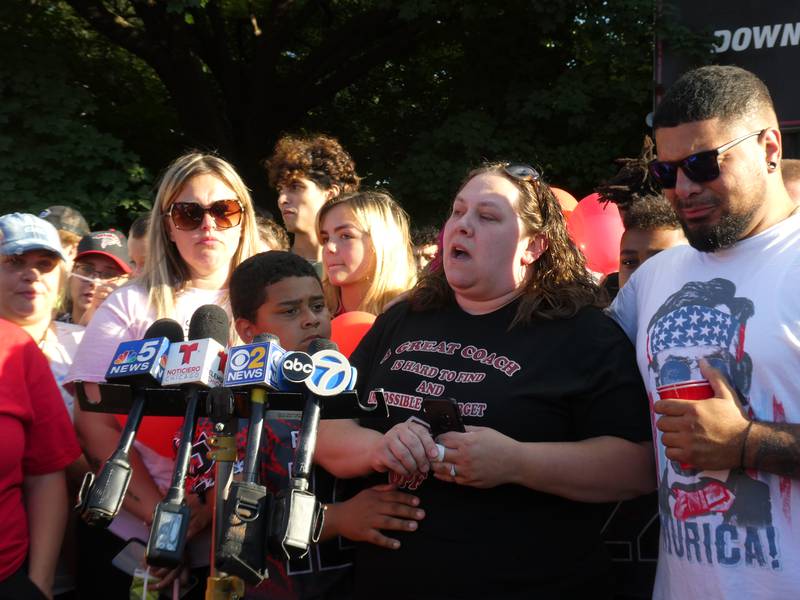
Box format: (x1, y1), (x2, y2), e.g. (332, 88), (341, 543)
(317, 191), (416, 315)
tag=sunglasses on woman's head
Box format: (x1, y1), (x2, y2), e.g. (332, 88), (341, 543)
(166, 199), (244, 231)
(648, 129), (766, 189)
(503, 163), (541, 183)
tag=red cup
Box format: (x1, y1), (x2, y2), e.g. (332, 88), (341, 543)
(656, 380), (714, 468)
(656, 379), (713, 401)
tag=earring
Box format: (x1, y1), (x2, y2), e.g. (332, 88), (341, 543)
(768, 161), (777, 170)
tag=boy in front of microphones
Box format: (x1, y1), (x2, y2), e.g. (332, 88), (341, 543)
(229, 251), (424, 600)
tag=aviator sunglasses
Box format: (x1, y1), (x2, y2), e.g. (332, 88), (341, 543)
(649, 129), (766, 189)
(166, 199), (244, 231)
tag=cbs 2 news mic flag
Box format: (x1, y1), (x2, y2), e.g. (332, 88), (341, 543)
(224, 337), (288, 389)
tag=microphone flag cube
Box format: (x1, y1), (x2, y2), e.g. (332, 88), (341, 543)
(105, 337), (172, 386)
(305, 349), (357, 397)
(161, 339), (226, 387)
(274, 351), (314, 390)
(223, 339), (286, 389)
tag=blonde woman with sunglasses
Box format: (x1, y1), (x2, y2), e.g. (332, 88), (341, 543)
(66, 152), (259, 598)
(317, 191), (417, 316)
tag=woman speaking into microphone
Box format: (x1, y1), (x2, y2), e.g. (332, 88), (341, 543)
(66, 152), (259, 597)
(317, 162), (655, 599)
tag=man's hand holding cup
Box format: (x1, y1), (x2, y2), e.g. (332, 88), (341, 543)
(654, 359), (752, 470)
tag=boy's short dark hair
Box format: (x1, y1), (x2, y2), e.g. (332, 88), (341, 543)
(622, 195), (681, 231)
(230, 251), (321, 322)
(653, 65), (775, 129)
(411, 224), (440, 247)
(129, 213), (150, 239)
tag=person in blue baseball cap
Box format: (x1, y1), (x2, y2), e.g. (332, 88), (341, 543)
(0, 211), (87, 413)
(0, 212), (85, 598)
(0, 214), (67, 339)
(0, 212), (66, 260)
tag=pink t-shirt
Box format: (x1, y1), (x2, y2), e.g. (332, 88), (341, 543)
(66, 284), (226, 552)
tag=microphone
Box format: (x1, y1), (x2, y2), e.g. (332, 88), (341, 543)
(146, 305), (229, 568)
(268, 339), (355, 560)
(222, 333), (286, 389)
(216, 333), (283, 583)
(77, 318), (184, 527)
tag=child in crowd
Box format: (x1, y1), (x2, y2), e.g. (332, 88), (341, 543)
(127, 213), (150, 276)
(38, 205), (90, 265)
(616, 197), (686, 288)
(63, 230), (132, 326)
(229, 251), (424, 599)
(596, 136), (686, 298)
(265, 134), (360, 269)
(256, 214), (290, 251)
(410, 224), (440, 272)
(317, 191), (417, 315)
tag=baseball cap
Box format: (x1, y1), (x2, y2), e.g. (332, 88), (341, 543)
(75, 230), (133, 274)
(39, 205), (90, 237)
(0, 213), (66, 260)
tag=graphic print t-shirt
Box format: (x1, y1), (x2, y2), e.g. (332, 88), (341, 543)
(350, 300), (651, 599)
(608, 213), (800, 599)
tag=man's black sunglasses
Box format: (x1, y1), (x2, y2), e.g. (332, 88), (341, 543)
(648, 129), (766, 189)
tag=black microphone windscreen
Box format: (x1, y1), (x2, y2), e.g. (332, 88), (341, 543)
(144, 318), (184, 343)
(308, 338), (338, 354)
(188, 304), (229, 346)
(253, 333), (279, 344)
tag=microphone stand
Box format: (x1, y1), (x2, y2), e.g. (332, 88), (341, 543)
(205, 388), (246, 600)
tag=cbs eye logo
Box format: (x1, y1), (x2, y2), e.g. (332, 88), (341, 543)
(228, 346), (267, 371)
(280, 352), (314, 383)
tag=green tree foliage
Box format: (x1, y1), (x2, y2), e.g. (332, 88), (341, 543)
(0, 1), (162, 228)
(3, 1), (706, 228)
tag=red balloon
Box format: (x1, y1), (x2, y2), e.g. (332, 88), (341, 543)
(566, 193), (624, 275)
(551, 187), (578, 213)
(331, 311), (376, 358)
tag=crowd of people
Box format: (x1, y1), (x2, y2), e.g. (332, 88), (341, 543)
(1, 64), (799, 600)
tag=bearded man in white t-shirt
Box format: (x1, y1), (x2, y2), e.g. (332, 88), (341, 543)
(608, 65), (800, 599)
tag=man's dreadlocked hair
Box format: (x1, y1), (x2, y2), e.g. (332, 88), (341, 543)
(595, 136), (662, 212)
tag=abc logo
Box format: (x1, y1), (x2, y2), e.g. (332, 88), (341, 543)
(280, 352), (314, 383)
(306, 349), (353, 396)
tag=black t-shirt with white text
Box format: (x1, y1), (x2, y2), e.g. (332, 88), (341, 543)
(350, 300), (651, 600)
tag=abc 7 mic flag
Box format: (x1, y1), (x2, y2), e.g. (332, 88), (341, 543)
(304, 344), (357, 396)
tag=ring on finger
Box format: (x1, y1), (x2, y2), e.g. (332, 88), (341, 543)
(449, 464), (457, 477)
